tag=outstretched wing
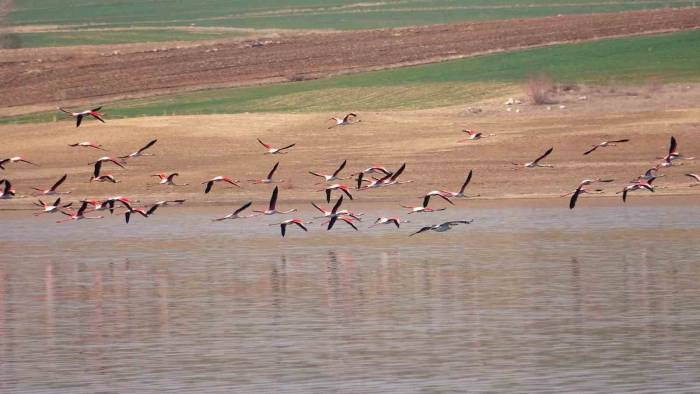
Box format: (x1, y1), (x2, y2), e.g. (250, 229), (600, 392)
(533, 147), (553, 164)
(583, 145), (598, 155)
(267, 162), (280, 179)
(569, 187), (582, 209)
(333, 160), (347, 177)
(51, 174), (67, 190)
(138, 139), (158, 153)
(234, 201), (253, 216)
(257, 138), (271, 149)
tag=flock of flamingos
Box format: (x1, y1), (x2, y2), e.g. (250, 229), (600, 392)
(1, 107), (698, 237)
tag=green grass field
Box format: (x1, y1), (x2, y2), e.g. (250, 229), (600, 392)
(8, 0), (696, 30)
(3, 29), (699, 124)
(3, 29), (248, 48)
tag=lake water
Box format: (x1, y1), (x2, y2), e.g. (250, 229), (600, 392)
(1, 205), (700, 393)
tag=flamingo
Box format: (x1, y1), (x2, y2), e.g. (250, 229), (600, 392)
(68, 142), (107, 151)
(119, 139), (157, 160)
(33, 197), (71, 215)
(310, 201), (362, 221)
(88, 156), (125, 169)
(84, 196), (131, 214)
(152, 173), (187, 186)
(636, 167), (662, 182)
(31, 174), (70, 195)
(89, 161), (119, 183)
(457, 129), (483, 142)
(257, 138), (295, 154)
(213, 201), (255, 221)
(324, 216), (358, 231)
(440, 170), (479, 198)
(685, 173), (700, 186)
(0, 179), (15, 199)
(422, 191), (454, 205)
(382, 163), (413, 186)
(123, 204), (159, 224)
(567, 179), (613, 209)
(409, 220), (472, 236)
(57, 106), (105, 127)
(351, 166), (391, 177)
(309, 160), (347, 183)
(658, 136), (695, 166)
(401, 195), (448, 214)
(619, 178), (655, 202)
(512, 147), (554, 168)
(328, 113), (359, 129)
(249, 162), (282, 184)
(0, 157), (38, 170)
(270, 218), (309, 237)
(57, 201), (104, 223)
(357, 172), (392, 190)
(583, 139), (629, 155)
(323, 196), (361, 230)
(253, 186), (297, 215)
(320, 184), (353, 203)
(369, 217), (407, 229)
(152, 200), (186, 208)
(202, 176), (240, 194)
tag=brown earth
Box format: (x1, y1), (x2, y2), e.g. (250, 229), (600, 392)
(1, 82), (699, 213)
(1, 8), (699, 115)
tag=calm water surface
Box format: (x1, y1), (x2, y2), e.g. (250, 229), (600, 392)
(1, 206), (700, 393)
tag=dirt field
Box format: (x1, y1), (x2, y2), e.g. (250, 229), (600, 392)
(1, 82), (699, 212)
(1, 8), (699, 115)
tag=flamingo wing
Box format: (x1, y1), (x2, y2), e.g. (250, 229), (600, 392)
(459, 170), (473, 193)
(269, 186), (278, 210)
(533, 147), (554, 164)
(257, 138), (271, 149)
(138, 139), (158, 153)
(583, 145), (598, 155)
(267, 162), (280, 179)
(51, 174), (68, 190)
(333, 160), (347, 177)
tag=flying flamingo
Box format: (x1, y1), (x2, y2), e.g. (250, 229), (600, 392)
(270, 218), (309, 237)
(328, 113), (359, 129)
(257, 139), (296, 154)
(84, 196), (131, 214)
(89, 161), (119, 183)
(440, 170), (478, 198)
(309, 160), (347, 183)
(57, 106), (105, 127)
(351, 166), (391, 177)
(123, 204), (159, 224)
(566, 179), (613, 209)
(422, 190), (454, 205)
(619, 178), (655, 202)
(212, 201), (255, 221)
(57, 201), (104, 223)
(152, 173), (187, 186)
(583, 139), (629, 155)
(253, 186), (297, 215)
(383, 163), (413, 186)
(88, 156), (125, 168)
(310, 201), (362, 221)
(658, 136), (695, 166)
(152, 200), (186, 208)
(401, 195), (448, 214)
(324, 216), (359, 231)
(357, 172), (392, 190)
(685, 173), (700, 186)
(457, 129), (484, 142)
(68, 142), (107, 151)
(33, 197), (71, 215)
(0, 157), (38, 170)
(202, 176), (240, 194)
(0, 179), (15, 199)
(369, 217), (408, 229)
(409, 220), (472, 236)
(320, 184), (353, 202)
(31, 174), (70, 195)
(512, 147), (554, 168)
(249, 162), (283, 184)
(119, 139), (158, 160)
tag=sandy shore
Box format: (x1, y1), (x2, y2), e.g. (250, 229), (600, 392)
(1, 83), (699, 213)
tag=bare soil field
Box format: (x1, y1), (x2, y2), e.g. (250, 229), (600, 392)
(1, 83), (699, 212)
(1, 8), (699, 115)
